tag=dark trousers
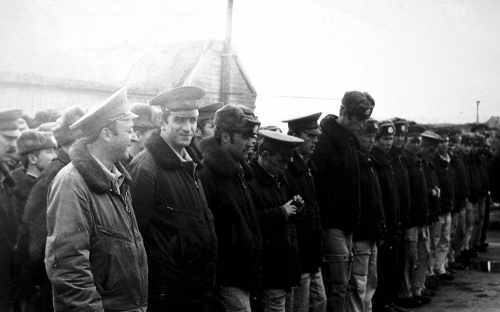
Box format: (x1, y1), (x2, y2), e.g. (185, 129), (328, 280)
(148, 294), (224, 312)
(481, 196), (491, 244)
(372, 236), (400, 312)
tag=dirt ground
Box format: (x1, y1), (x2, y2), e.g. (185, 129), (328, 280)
(412, 205), (500, 312)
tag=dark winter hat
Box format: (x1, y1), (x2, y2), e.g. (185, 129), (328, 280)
(17, 130), (57, 155)
(198, 102), (224, 120)
(473, 134), (485, 147)
(391, 117), (408, 136)
(149, 86), (205, 118)
(376, 120), (395, 138)
(282, 112), (322, 135)
(130, 102), (161, 129)
(341, 91), (375, 120)
(0, 109), (23, 138)
(434, 128), (450, 139)
(34, 108), (61, 127)
(360, 118), (379, 134)
(422, 131), (443, 147)
(406, 125), (426, 137)
(449, 129), (462, 144)
(258, 129), (304, 161)
(214, 104), (261, 135)
(70, 87), (137, 136)
(461, 133), (474, 145)
(52, 105), (86, 146)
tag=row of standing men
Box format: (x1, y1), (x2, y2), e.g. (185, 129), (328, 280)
(0, 86), (499, 312)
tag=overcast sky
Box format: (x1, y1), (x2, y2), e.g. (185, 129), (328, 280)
(1, 0), (499, 128)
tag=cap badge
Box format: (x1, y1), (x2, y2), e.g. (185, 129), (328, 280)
(374, 123), (379, 129)
(401, 125), (406, 131)
(388, 127), (394, 134)
(365, 109), (372, 116)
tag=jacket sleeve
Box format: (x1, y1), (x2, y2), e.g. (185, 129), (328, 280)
(45, 172), (104, 312)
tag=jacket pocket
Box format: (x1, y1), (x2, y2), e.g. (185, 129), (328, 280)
(96, 225), (132, 243)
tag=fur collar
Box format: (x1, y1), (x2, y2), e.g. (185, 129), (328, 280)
(144, 130), (202, 171)
(320, 114), (360, 150)
(69, 139), (132, 193)
(56, 148), (71, 165)
(200, 136), (253, 180)
(11, 167), (36, 200)
(0, 161), (15, 188)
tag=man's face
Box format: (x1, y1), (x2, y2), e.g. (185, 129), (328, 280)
(437, 139), (449, 155)
(224, 131), (257, 162)
(261, 152), (289, 176)
(423, 144), (438, 158)
(34, 148), (57, 171)
(0, 134), (18, 159)
(404, 135), (422, 155)
(162, 114), (197, 150)
(374, 135), (394, 154)
(345, 114), (366, 132)
(357, 132), (376, 152)
(131, 128), (156, 152)
(110, 119), (136, 162)
(461, 143), (472, 155)
(449, 138), (461, 153)
(393, 135), (405, 149)
(297, 132), (319, 155)
(202, 120), (215, 138)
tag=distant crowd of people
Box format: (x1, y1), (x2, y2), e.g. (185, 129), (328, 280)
(1, 86), (500, 312)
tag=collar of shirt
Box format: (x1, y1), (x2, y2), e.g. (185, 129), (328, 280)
(161, 136), (192, 162)
(90, 154), (124, 193)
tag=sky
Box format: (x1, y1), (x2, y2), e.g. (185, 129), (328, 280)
(1, 0), (500, 129)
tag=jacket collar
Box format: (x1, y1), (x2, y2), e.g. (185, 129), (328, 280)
(370, 146), (392, 166)
(320, 114), (360, 150)
(250, 158), (289, 189)
(0, 161), (15, 188)
(199, 136), (253, 180)
(69, 139), (132, 193)
(144, 130), (202, 171)
(56, 148), (71, 165)
(288, 150), (316, 177)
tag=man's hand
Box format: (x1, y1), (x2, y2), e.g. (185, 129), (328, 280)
(282, 199), (298, 217)
(291, 195), (305, 213)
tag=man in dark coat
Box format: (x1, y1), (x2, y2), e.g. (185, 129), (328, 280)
(198, 104), (262, 311)
(123, 102), (160, 165)
(283, 113), (326, 312)
(17, 105), (85, 312)
(9, 130), (57, 221)
(45, 87), (148, 311)
(370, 121), (412, 311)
(247, 130), (304, 311)
(447, 129), (468, 270)
(8, 129), (57, 309)
(350, 119), (386, 312)
(128, 86), (218, 311)
(400, 125), (433, 304)
(311, 91), (374, 312)
(389, 118), (412, 307)
(460, 133), (481, 261)
(420, 131), (442, 288)
(191, 102), (223, 159)
(0, 109), (23, 312)
(431, 129), (456, 281)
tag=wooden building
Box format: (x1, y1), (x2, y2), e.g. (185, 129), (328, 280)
(0, 40), (257, 116)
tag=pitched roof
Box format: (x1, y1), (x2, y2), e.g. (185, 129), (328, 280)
(0, 40), (257, 108)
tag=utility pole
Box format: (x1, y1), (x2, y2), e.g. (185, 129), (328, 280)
(476, 101), (480, 123)
(221, 0), (233, 105)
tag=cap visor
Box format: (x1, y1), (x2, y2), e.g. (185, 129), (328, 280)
(0, 129), (22, 138)
(303, 128), (321, 135)
(115, 112), (139, 120)
(169, 110), (199, 118)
